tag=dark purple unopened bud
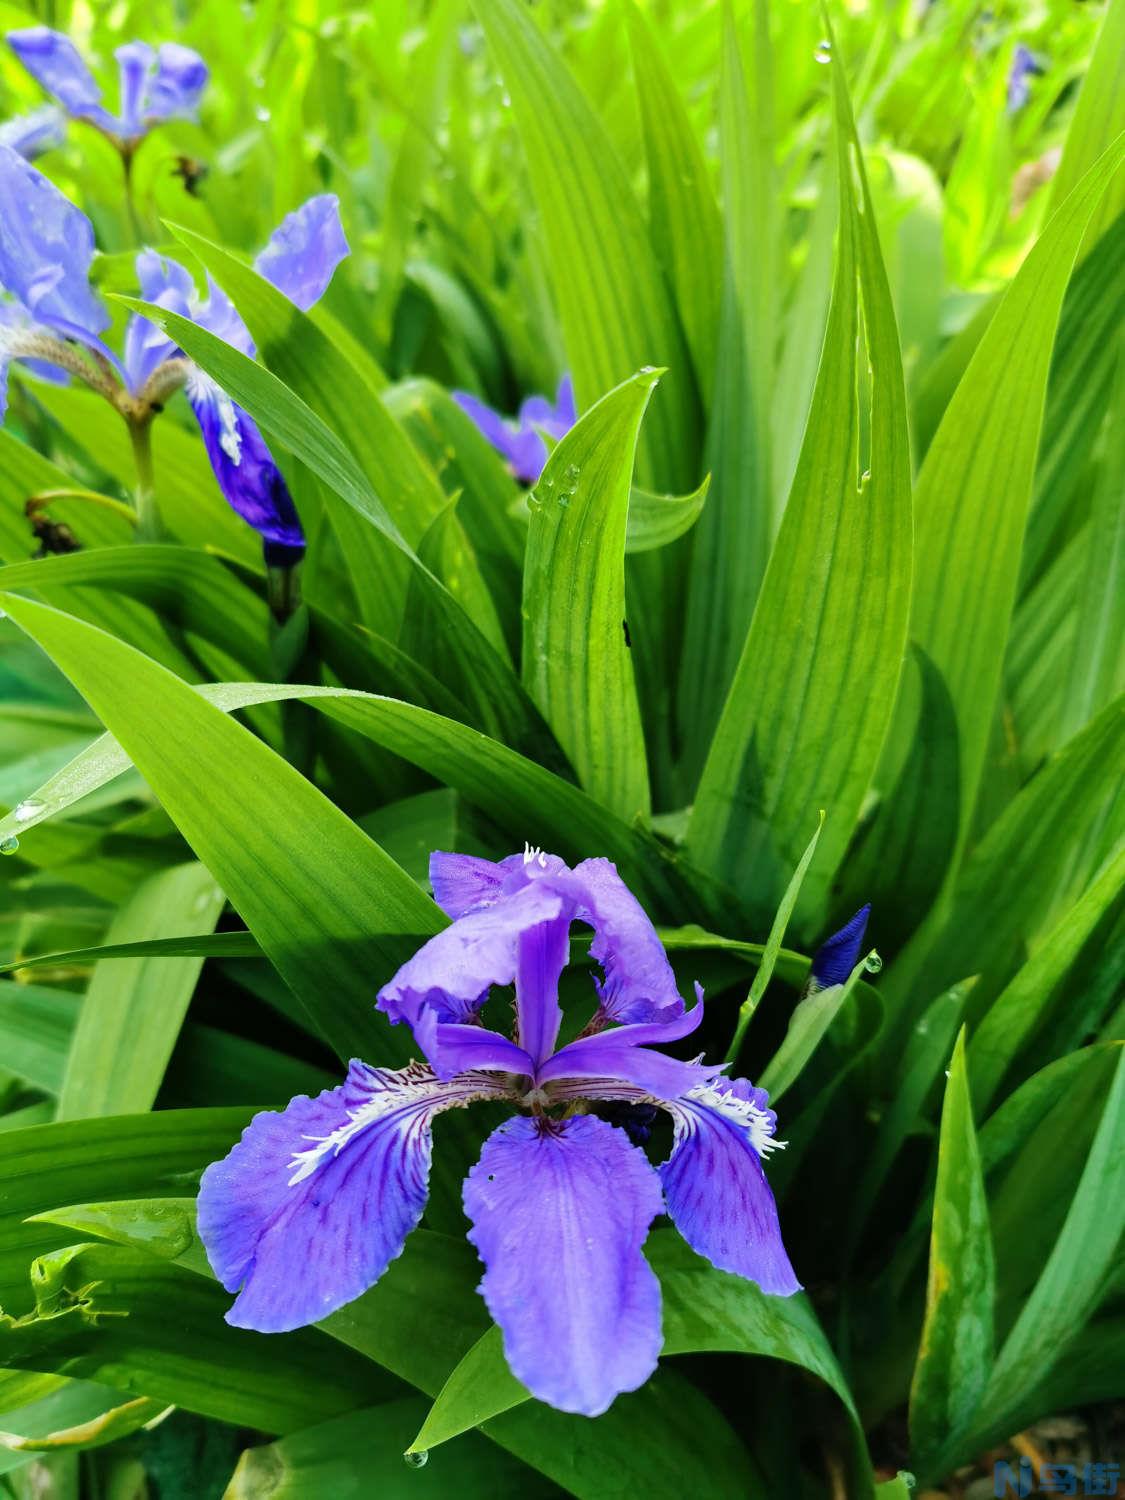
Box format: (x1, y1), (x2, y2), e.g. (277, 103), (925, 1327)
(809, 905), (870, 990)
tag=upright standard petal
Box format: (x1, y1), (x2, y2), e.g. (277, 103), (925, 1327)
(464, 1114), (664, 1416)
(145, 43), (208, 122)
(123, 249), (195, 392)
(254, 195), (348, 312)
(0, 105), (66, 159)
(114, 41), (152, 137)
(513, 915), (569, 1067)
(185, 369), (305, 556)
(428, 851), (510, 919)
(198, 1060), (504, 1331)
(658, 1078), (801, 1296)
(0, 145), (109, 344)
(6, 27), (113, 130)
(564, 857), (685, 1024)
(808, 905), (870, 991)
(377, 879), (563, 1036)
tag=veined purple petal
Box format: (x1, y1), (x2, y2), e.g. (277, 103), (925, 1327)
(377, 880), (565, 1065)
(464, 1114), (664, 1416)
(114, 41), (152, 137)
(0, 105), (66, 159)
(144, 42), (208, 123)
(0, 144), (108, 343)
(185, 370), (304, 554)
(514, 915), (569, 1067)
(123, 248), (196, 392)
(658, 1077), (800, 1296)
(429, 852), (510, 919)
(198, 1060), (505, 1332)
(541, 993), (710, 1100)
(809, 905), (869, 991)
(254, 195), (349, 312)
(406, 1013), (533, 1080)
(6, 27), (115, 131)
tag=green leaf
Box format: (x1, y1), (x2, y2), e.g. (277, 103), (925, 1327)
(973, 1042), (1125, 1444)
(0, 933), (262, 978)
(468, 0), (698, 492)
(890, 136), (1125, 870)
(225, 1399), (551, 1499)
(1045, 0), (1125, 249)
(970, 841), (1125, 1113)
(625, 1), (722, 404)
(56, 863), (225, 1120)
(0, 593), (443, 1070)
(726, 814), (824, 1065)
(908, 1029), (994, 1476)
(687, 45), (912, 926)
(624, 477), (709, 555)
(522, 371), (656, 819)
(756, 954), (869, 1103)
(679, 0), (777, 747)
(0, 985), (74, 1094)
(881, 695), (1125, 1048)
(0, 1245), (398, 1435)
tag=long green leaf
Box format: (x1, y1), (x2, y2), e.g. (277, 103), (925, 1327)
(56, 864), (225, 1120)
(687, 45), (912, 926)
(522, 372), (656, 819)
(908, 1029), (994, 1477)
(889, 136), (1125, 869)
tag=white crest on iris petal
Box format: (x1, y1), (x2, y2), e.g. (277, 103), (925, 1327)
(522, 841), (548, 868)
(685, 1081), (786, 1156)
(185, 365), (242, 465)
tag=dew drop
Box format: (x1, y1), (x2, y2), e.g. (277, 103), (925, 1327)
(814, 38), (832, 64)
(0, 836), (19, 856)
(864, 950), (883, 974)
(255, 105), (271, 122)
(13, 798), (45, 824)
(404, 1450), (429, 1469)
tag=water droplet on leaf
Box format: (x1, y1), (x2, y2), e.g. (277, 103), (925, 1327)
(404, 1450), (429, 1469)
(0, 836), (19, 856)
(13, 799), (45, 824)
(864, 951), (883, 974)
(256, 105), (271, 122)
(814, 38), (832, 63)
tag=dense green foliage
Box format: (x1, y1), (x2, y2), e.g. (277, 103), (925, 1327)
(0, 0), (1122, 1495)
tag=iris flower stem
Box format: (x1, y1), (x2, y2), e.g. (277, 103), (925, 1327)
(27, 489), (138, 528)
(127, 418), (164, 542)
(121, 146), (144, 244)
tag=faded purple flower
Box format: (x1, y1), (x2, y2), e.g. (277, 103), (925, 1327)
(454, 374), (576, 483)
(0, 151), (347, 564)
(1007, 44), (1041, 114)
(0, 105), (65, 159)
(197, 847), (799, 1418)
(7, 26), (207, 146)
(128, 195), (349, 563)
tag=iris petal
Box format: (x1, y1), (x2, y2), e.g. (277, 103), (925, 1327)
(114, 41), (152, 137)
(464, 1114), (664, 1416)
(658, 1077), (801, 1296)
(198, 1059), (505, 1332)
(6, 27), (114, 131)
(145, 42), (208, 123)
(254, 195), (349, 312)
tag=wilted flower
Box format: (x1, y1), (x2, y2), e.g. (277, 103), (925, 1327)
(454, 374), (576, 483)
(0, 141), (347, 565)
(1007, 44), (1041, 114)
(806, 904), (871, 993)
(7, 26), (207, 149)
(0, 104), (66, 159)
(197, 848), (799, 1418)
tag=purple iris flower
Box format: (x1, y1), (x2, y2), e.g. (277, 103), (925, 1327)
(197, 848), (799, 1417)
(0, 105), (66, 159)
(807, 905), (870, 992)
(0, 144), (347, 563)
(7, 27), (207, 147)
(1007, 44), (1041, 114)
(454, 375), (576, 484)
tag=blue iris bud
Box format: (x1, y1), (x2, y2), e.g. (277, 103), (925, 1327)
(809, 905), (871, 990)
